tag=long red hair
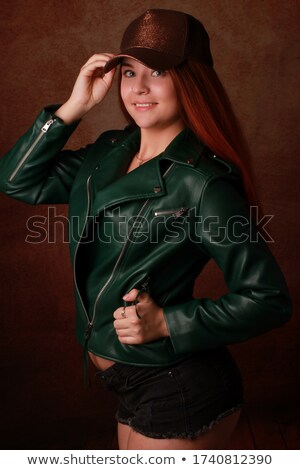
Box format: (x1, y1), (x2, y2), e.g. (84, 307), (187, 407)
(118, 60), (259, 208)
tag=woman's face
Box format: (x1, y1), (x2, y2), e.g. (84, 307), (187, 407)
(120, 58), (183, 131)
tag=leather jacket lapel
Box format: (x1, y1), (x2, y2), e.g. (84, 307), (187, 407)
(88, 126), (206, 217)
(89, 155), (166, 217)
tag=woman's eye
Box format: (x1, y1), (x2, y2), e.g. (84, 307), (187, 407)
(152, 70), (166, 77)
(123, 70), (135, 77)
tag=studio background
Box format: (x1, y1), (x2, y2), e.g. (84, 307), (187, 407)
(0, 0), (299, 449)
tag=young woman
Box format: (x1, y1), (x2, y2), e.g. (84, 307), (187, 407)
(0, 9), (291, 450)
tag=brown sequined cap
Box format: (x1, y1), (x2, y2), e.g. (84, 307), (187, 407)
(103, 9), (213, 73)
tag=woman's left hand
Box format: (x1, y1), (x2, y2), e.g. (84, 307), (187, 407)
(113, 289), (169, 344)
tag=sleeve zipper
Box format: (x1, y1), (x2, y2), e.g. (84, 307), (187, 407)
(8, 118), (56, 182)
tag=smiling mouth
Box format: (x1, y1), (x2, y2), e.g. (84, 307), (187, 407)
(134, 103), (157, 107)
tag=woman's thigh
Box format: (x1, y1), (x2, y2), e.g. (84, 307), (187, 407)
(126, 409), (241, 450)
(118, 422), (131, 450)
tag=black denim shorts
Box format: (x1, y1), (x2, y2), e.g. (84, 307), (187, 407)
(96, 347), (244, 439)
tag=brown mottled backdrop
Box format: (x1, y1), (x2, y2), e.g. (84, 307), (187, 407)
(0, 0), (299, 449)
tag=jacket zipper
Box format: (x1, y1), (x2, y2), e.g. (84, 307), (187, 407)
(84, 161), (176, 340)
(73, 175), (92, 333)
(8, 118), (56, 182)
(153, 207), (189, 217)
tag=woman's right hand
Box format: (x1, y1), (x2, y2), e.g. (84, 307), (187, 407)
(55, 53), (116, 124)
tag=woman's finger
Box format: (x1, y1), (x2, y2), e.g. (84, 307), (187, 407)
(81, 53), (115, 67)
(80, 59), (113, 75)
(113, 319), (128, 329)
(122, 288), (139, 302)
(113, 305), (137, 321)
(123, 288), (151, 304)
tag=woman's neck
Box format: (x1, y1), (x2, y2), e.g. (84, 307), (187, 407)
(138, 121), (185, 160)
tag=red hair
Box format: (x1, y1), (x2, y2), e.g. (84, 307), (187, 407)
(118, 60), (259, 208)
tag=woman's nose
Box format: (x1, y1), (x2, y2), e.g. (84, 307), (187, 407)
(131, 76), (149, 94)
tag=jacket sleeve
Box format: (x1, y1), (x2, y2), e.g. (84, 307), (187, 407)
(163, 174), (292, 354)
(0, 104), (89, 205)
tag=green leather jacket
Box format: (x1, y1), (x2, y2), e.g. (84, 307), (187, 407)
(0, 105), (292, 366)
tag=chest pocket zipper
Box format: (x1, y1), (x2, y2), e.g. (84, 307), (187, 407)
(153, 207), (190, 218)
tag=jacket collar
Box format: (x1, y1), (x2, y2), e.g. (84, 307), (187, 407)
(161, 127), (206, 167)
(121, 126), (206, 167)
(89, 126), (206, 217)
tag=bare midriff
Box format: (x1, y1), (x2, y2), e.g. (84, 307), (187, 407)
(89, 351), (116, 371)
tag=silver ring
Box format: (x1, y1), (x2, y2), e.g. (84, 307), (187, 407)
(121, 307), (127, 318)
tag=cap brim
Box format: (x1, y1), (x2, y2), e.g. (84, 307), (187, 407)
(103, 48), (183, 74)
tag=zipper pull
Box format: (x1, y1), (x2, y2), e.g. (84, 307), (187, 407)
(127, 277), (151, 309)
(140, 276), (150, 293)
(174, 207), (189, 217)
(84, 322), (93, 339)
(41, 118), (55, 133)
